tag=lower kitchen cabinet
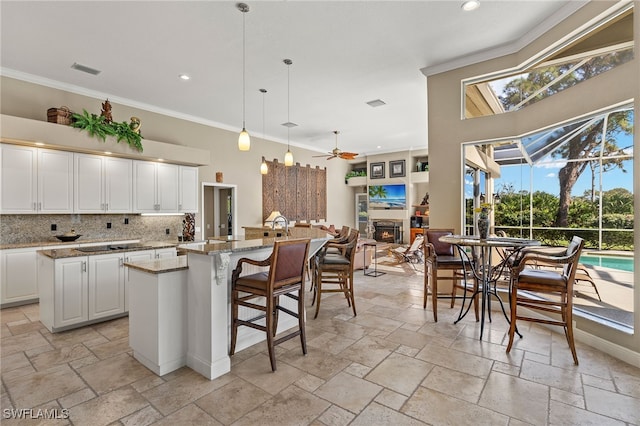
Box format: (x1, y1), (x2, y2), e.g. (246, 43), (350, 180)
(1, 247), (39, 307)
(88, 252), (125, 320)
(124, 250), (155, 311)
(38, 255), (89, 330)
(155, 247), (177, 259)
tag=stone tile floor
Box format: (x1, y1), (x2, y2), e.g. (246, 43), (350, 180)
(1, 270), (639, 425)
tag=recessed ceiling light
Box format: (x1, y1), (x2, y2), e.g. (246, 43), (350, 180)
(104, 151), (112, 155)
(179, 74), (191, 81)
(35, 142), (45, 146)
(461, 0), (480, 11)
(70, 62), (101, 75)
(377, 145), (382, 149)
(281, 122), (298, 128)
(366, 99), (386, 108)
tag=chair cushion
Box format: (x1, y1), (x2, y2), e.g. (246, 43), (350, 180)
(320, 253), (351, 265)
(426, 230), (454, 256)
(235, 272), (269, 290)
(435, 255), (471, 268)
(518, 268), (568, 288)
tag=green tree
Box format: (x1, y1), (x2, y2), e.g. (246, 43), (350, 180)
(500, 55), (634, 227)
(368, 186), (388, 199)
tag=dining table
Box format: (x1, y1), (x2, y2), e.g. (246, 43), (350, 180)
(438, 235), (540, 340)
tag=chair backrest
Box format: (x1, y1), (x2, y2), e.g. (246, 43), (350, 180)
(424, 229), (454, 256)
(408, 234), (424, 253)
(332, 226), (351, 244)
(343, 229), (360, 261)
(564, 236), (585, 279)
(270, 239), (311, 289)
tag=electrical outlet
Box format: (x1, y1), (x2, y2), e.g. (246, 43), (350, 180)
(124, 218), (129, 225)
(107, 222), (112, 229)
(165, 228), (170, 235)
(51, 224), (57, 231)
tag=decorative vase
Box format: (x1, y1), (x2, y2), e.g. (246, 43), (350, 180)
(478, 217), (489, 240)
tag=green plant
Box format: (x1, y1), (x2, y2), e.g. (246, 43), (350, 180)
(345, 170), (366, 180)
(71, 110), (143, 152)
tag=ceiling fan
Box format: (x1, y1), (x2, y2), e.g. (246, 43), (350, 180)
(313, 131), (359, 160)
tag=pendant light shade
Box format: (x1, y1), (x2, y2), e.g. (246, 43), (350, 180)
(237, 3), (250, 151)
(260, 158), (269, 175)
(284, 149), (294, 167)
(283, 59), (294, 166)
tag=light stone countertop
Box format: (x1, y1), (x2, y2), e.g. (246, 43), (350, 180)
(180, 228), (332, 256)
(125, 255), (188, 274)
(0, 238), (145, 250)
(37, 241), (178, 259)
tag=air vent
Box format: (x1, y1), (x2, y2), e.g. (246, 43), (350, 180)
(366, 99), (386, 108)
(71, 62), (101, 75)
(281, 122), (298, 128)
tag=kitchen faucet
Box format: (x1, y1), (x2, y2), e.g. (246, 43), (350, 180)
(271, 214), (289, 234)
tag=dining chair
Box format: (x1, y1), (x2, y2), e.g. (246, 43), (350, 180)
(229, 238), (311, 371)
(423, 229), (478, 322)
(312, 229), (359, 319)
(506, 236), (585, 364)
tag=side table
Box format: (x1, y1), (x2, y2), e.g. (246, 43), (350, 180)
(363, 242), (387, 277)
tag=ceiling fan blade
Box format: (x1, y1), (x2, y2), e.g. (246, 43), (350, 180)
(339, 152), (358, 160)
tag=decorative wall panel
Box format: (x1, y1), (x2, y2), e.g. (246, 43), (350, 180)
(262, 159), (326, 222)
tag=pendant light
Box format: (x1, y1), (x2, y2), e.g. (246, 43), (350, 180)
(283, 59), (294, 166)
(260, 88), (268, 175)
(237, 3), (251, 151)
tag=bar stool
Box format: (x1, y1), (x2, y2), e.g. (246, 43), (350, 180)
(230, 238), (311, 371)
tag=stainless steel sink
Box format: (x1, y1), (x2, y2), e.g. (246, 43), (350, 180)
(76, 244), (149, 253)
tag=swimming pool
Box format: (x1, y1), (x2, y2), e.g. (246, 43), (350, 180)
(580, 255), (634, 272)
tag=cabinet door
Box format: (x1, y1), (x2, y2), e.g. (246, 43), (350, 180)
(88, 253), (125, 319)
(179, 166), (198, 212)
(124, 250), (155, 311)
(155, 248), (177, 259)
(133, 161), (158, 212)
(105, 157), (132, 213)
(74, 153), (104, 213)
(54, 257), (88, 327)
(157, 163), (179, 212)
(1, 248), (39, 305)
(39, 149), (73, 213)
(0, 144), (37, 213)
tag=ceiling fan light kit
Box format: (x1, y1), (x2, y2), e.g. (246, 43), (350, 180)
(313, 130), (359, 160)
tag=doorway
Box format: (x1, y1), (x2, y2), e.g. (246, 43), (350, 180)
(202, 183), (237, 239)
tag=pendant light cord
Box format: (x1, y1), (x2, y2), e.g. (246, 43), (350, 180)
(242, 9), (246, 129)
(287, 60), (291, 150)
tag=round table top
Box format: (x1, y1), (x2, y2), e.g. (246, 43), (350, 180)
(439, 235), (540, 248)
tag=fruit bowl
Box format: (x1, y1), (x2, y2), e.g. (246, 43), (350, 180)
(55, 234), (82, 242)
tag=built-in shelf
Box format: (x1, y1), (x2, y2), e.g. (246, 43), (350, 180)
(346, 176), (367, 186)
(0, 114), (210, 166)
(410, 171), (429, 183)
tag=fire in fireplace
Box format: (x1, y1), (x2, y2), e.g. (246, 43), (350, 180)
(373, 221), (403, 244)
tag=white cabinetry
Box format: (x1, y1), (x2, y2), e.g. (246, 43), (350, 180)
(88, 253), (125, 320)
(133, 161), (179, 213)
(179, 166), (198, 213)
(155, 247), (177, 259)
(1, 248), (39, 306)
(124, 250), (155, 311)
(74, 154), (132, 213)
(0, 144), (73, 214)
(48, 256), (89, 329)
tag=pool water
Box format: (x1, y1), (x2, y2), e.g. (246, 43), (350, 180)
(580, 255), (634, 272)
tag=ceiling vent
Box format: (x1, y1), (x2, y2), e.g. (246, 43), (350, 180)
(281, 122), (298, 128)
(71, 62), (101, 75)
(366, 99), (386, 108)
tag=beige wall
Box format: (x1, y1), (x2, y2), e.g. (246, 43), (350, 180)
(0, 76), (354, 237)
(425, 1), (639, 354)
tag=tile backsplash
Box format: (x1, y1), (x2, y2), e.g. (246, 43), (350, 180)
(0, 214), (186, 244)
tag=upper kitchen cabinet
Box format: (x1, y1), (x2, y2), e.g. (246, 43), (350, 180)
(74, 153), (133, 213)
(133, 161), (179, 213)
(0, 144), (73, 214)
(179, 166), (198, 213)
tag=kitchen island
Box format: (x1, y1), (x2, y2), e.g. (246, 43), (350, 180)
(177, 227), (331, 380)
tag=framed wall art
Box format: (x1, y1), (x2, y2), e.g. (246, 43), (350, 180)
(370, 162), (385, 179)
(389, 160), (405, 178)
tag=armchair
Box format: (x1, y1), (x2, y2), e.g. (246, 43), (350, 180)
(506, 236), (585, 365)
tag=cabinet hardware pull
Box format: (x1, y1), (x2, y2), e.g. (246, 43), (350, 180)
(105, 203), (108, 211)
(38, 202), (42, 211)
(82, 261), (87, 272)
(33, 202), (36, 211)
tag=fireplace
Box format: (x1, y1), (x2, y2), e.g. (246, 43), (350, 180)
(373, 221), (403, 244)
